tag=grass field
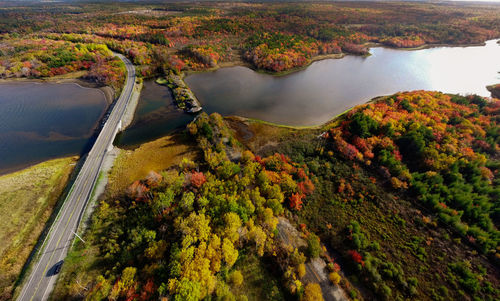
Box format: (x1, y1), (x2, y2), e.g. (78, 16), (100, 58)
(107, 133), (199, 196)
(0, 156), (78, 300)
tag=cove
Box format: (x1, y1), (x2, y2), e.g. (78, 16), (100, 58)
(185, 39), (500, 126)
(0, 82), (108, 174)
(114, 80), (193, 147)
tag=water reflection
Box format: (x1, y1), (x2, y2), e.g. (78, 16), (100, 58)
(186, 39), (500, 126)
(114, 80), (193, 147)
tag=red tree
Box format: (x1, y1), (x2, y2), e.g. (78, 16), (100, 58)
(190, 172), (206, 188)
(289, 193), (304, 211)
(348, 250), (364, 266)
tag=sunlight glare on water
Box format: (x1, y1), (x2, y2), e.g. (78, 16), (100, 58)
(186, 40), (500, 126)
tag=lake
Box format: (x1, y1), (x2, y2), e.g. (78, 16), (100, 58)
(185, 39), (500, 126)
(0, 82), (107, 174)
(101, 40), (500, 148)
(114, 80), (193, 147)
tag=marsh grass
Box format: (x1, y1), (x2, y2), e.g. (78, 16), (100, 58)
(107, 133), (199, 196)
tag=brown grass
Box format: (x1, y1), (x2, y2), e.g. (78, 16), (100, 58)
(107, 134), (199, 196)
(0, 156), (78, 300)
(226, 116), (318, 154)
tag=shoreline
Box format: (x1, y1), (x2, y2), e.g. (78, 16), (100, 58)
(364, 40), (491, 51)
(184, 53), (346, 78)
(0, 72), (124, 176)
(3, 37), (498, 177)
(487, 84), (500, 99)
(0, 74), (115, 104)
(185, 38), (499, 78)
(221, 86), (497, 132)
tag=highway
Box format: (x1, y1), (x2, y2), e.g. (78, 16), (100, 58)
(17, 54), (136, 301)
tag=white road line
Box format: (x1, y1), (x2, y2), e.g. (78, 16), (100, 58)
(18, 55), (136, 301)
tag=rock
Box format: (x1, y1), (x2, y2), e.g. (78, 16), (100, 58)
(487, 84), (500, 99)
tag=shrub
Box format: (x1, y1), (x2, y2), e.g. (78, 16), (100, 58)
(329, 272), (341, 285)
(229, 270), (244, 286)
(303, 283), (324, 301)
(298, 264), (306, 279)
(306, 233), (322, 258)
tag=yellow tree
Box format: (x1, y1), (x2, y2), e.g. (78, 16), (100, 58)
(222, 238), (238, 268)
(222, 212), (242, 243)
(303, 283), (324, 301)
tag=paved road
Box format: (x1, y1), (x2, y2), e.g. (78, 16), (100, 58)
(17, 54), (136, 301)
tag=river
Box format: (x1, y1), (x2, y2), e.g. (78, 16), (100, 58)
(118, 40), (500, 147)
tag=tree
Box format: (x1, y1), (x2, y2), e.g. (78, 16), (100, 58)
(176, 212), (211, 247)
(248, 221), (267, 256)
(329, 272), (341, 285)
(180, 192), (195, 212)
(289, 193), (304, 211)
(298, 263), (306, 279)
(307, 233), (322, 258)
(173, 279), (201, 301)
(222, 238), (238, 268)
(229, 270), (244, 286)
(121, 267), (136, 288)
(303, 283), (324, 301)
(190, 172), (206, 188)
(223, 212), (242, 243)
(348, 250), (364, 266)
(348, 112), (379, 138)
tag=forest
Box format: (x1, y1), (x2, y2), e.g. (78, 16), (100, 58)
(53, 113), (328, 301)
(1, 1), (500, 80)
(259, 92), (500, 300)
(0, 38), (125, 91)
(53, 91), (500, 301)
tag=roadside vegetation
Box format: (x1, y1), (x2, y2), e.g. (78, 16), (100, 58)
(53, 113), (349, 300)
(0, 156), (78, 301)
(107, 134), (199, 196)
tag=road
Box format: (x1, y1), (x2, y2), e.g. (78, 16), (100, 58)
(17, 54), (136, 301)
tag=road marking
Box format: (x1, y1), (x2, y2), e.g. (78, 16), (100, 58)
(29, 168), (95, 301)
(19, 56), (135, 301)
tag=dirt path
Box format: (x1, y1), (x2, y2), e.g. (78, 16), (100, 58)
(277, 217), (348, 301)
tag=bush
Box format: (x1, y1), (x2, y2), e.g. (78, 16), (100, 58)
(230, 270), (244, 286)
(298, 264), (306, 279)
(303, 283), (324, 301)
(329, 272), (341, 285)
(306, 233), (322, 258)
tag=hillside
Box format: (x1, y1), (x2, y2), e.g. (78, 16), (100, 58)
(259, 91), (500, 300)
(53, 91), (499, 301)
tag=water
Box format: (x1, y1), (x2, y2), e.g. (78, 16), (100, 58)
(185, 39), (500, 126)
(114, 80), (193, 147)
(0, 82), (107, 174)
(92, 40), (500, 148)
